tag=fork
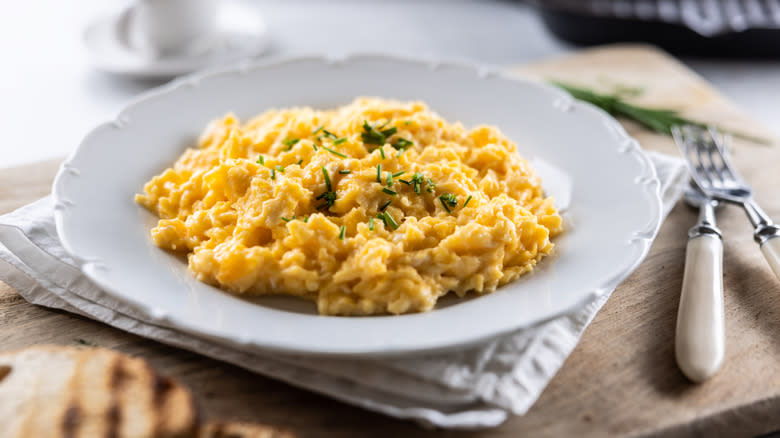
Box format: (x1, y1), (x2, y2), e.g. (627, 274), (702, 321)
(672, 124), (780, 382)
(673, 125), (780, 279)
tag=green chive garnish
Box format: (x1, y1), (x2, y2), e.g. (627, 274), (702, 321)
(315, 191), (337, 210)
(376, 164), (382, 183)
(383, 212), (399, 229)
(368, 217), (375, 231)
(256, 155), (264, 165)
(322, 129), (338, 139)
(270, 168), (276, 180)
(362, 121), (387, 145)
(392, 138), (413, 151)
(379, 147), (386, 159)
(322, 146), (347, 158)
(339, 169), (351, 175)
(398, 179), (411, 185)
(386, 171), (393, 186)
(405, 120), (412, 125)
(379, 200), (391, 211)
(283, 138), (299, 150)
(297, 159), (303, 165)
(392, 171), (405, 177)
(411, 172), (424, 194)
(382, 188), (397, 196)
(275, 165), (285, 173)
(380, 126), (397, 137)
(439, 193), (457, 213)
(333, 137), (347, 145)
(463, 195), (473, 207)
(426, 177), (435, 193)
(281, 216), (291, 222)
(312, 125), (324, 135)
(321, 166), (332, 191)
(339, 225), (346, 240)
(312, 143), (319, 151)
(303, 216), (310, 223)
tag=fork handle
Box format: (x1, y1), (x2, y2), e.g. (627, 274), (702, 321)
(760, 236), (780, 281)
(676, 234), (725, 383)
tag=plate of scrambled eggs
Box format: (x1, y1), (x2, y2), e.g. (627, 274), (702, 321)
(53, 55), (662, 356)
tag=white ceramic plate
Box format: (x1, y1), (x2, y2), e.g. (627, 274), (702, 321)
(53, 55), (662, 357)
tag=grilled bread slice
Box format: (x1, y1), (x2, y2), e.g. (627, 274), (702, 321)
(0, 345), (199, 438)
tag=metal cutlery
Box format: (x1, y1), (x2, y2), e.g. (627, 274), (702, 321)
(672, 124), (780, 382)
(673, 125), (780, 280)
(675, 185), (724, 382)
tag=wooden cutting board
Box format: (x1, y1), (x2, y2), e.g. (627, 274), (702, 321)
(2, 44), (780, 437)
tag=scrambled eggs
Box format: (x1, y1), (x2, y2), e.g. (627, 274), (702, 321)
(136, 98), (562, 315)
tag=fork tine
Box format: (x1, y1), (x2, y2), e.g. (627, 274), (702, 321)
(701, 129), (726, 188)
(673, 124), (711, 193)
(684, 125), (715, 189)
(708, 126), (742, 183)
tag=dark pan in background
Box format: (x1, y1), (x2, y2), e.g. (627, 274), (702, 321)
(529, 0), (780, 58)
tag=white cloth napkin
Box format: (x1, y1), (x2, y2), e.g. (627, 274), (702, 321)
(0, 152), (687, 429)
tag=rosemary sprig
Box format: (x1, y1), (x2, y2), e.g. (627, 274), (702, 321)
(551, 81), (769, 145)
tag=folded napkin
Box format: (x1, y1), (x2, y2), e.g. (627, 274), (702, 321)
(0, 152), (686, 429)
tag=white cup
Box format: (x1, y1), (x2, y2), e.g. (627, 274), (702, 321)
(132, 0), (217, 54)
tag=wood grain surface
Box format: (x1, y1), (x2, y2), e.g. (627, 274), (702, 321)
(2, 45), (780, 437)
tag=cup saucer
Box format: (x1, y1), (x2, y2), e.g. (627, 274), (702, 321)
(84, 1), (269, 79)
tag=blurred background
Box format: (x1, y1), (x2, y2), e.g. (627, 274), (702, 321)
(3, 0), (780, 167)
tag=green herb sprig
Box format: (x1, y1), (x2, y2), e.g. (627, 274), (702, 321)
(551, 81), (769, 145)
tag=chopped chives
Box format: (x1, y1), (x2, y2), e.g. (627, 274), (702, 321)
(463, 195), (473, 207)
(439, 193), (458, 213)
(382, 188), (397, 196)
(322, 129), (338, 139)
(380, 126), (397, 137)
(315, 191), (337, 210)
(376, 164), (382, 183)
(410, 172), (424, 194)
(392, 171), (405, 177)
(426, 177), (435, 193)
(270, 168), (276, 180)
(297, 159), (303, 165)
(386, 171), (393, 186)
(281, 216), (292, 222)
(398, 179), (411, 185)
(321, 166), (332, 191)
(379, 147), (385, 159)
(339, 169), (351, 175)
(405, 120), (412, 125)
(383, 212), (399, 229)
(333, 137), (347, 145)
(256, 155), (264, 165)
(339, 225), (346, 240)
(275, 165), (285, 173)
(303, 216), (310, 223)
(368, 217), (375, 231)
(392, 138), (413, 151)
(322, 145), (347, 158)
(312, 125), (324, 135)
(379, 200), (391, 211)
(377, 213), (387, 227)
(312, 143), (318, 151)
(377, 120), (390, 130)
(283, 138), (300, 150)
(362, 120), (387, 145)
(440, 198), (451, 213)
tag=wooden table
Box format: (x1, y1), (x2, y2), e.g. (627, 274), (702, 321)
(2, 45), (780, 437)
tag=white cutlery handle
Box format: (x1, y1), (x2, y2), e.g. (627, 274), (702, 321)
(760, 235), (780, 281)
(675, 234), (724, 383)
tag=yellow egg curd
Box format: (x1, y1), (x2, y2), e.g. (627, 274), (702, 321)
(136, 98), (562, 315)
